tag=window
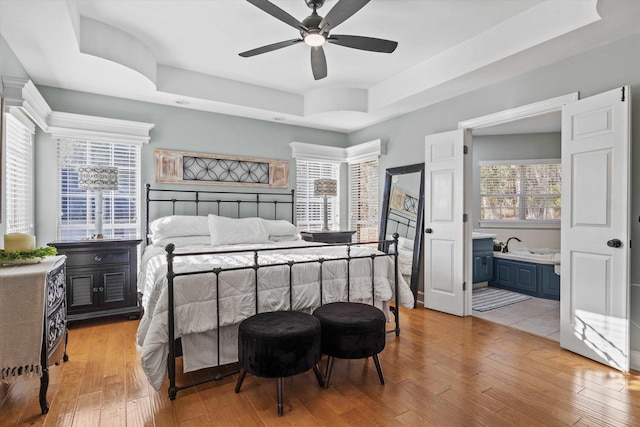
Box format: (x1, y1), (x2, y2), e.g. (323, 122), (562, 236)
(295, 160), (339, 231)
(4, 113), (34, 233)
(480, 160), (561, 223)
(349, 158), (379, 242)
(57, 138), (140, 240)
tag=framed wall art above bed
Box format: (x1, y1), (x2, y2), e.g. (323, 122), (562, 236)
(154, 149), (289, 188)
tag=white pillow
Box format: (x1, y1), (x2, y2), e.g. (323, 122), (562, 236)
(153, 236), (212, 248)
(150, 215), (210, 242)
(387, 235), (414, 250)
(261, 219), (298, 236)
(208, 215), (270, 246)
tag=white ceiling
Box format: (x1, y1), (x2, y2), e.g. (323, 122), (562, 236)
(1, 0), (640, 133)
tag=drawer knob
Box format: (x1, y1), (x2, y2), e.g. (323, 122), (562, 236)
(95, 255), (102, 262)
(93, 287), (98, 293)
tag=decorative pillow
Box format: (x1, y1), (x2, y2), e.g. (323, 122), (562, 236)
(261, 219), (298, 236)
(149, 215), (210, 243)
(208, 215), (270, 246)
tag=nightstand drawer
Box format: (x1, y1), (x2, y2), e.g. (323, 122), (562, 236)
(65, 250), (130, 267)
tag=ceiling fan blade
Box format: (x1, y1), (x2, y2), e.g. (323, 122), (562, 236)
(310, 46), (327, 80)
(319, 0), (370, 31)
(246, 0), (308, 32)
(239, 39), (303, 57)
(327, 35), (398, 53)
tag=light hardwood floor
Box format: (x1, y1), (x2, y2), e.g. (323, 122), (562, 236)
(2, 306), (640, 426)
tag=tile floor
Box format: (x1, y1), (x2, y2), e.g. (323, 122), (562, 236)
(472, 290), (560, 341)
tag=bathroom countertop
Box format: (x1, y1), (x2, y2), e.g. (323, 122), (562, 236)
(472, 232), (496, 240)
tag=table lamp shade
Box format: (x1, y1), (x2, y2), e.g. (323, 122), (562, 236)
(314, 178), (337, 197)
(77, 165), (118, 191)
(77, 165), (118, 239)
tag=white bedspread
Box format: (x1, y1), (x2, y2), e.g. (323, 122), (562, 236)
(136, 240), (414, 391)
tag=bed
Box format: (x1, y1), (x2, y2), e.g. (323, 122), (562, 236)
(385, 209), (417, 283)
(136, 185), (414, 398)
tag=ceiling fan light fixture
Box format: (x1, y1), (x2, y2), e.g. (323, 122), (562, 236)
(304, 32), (325, 47)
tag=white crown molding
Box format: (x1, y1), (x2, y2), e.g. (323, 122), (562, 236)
(289, 141), (346, 163)
(8, 107), (36, 133)
(1, 76), (155, 143)
(458, 92), (579, 130)
(48, 111), (155, 145)
(1, 77), (52, 130)
(344, 139), (386, 163)
(290, 139), (386, 163)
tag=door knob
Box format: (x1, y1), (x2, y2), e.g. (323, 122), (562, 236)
(425, 228), (433, 234)
(607, 239), (622, 248)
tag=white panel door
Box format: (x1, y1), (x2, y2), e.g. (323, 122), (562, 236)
(424, 129), (467, 316)
(561, 86), (631, 372)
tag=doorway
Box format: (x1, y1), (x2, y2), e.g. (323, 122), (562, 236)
(469, 110), (562, 341)
(423, 88), (632, 372)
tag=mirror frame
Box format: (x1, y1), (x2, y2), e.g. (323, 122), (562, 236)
(378, 163), (425, 306)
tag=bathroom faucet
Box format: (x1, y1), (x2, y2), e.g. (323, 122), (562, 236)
(502, 237), (522, 253)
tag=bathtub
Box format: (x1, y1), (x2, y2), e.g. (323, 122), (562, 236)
(494, 248), (561, 273)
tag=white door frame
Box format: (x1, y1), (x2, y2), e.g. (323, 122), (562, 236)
(456, 92), (579, 316)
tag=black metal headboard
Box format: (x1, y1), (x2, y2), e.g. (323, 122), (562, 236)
(386, 210), (416, 240)
(145, 184), (295, 245)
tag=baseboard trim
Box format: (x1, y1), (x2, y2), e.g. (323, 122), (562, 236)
(417, 291), (424, 306)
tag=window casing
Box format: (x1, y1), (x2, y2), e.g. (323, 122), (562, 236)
(57, 138), (140, 240)
(4, 113), (34, 233)
(295, 160), (339, 231)
(349, 158), (379, 242)
(480, 160), (561, 224)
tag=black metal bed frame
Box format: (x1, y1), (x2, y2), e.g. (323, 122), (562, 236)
(144, 185), (401, 400)
(386, 210), (417, 240)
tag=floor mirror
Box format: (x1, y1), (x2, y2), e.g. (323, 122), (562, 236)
(378, 163), (425, 305)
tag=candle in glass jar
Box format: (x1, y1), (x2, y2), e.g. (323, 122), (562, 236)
(4, 233), (36, 252)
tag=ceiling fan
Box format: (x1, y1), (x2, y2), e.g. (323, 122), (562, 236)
(239, 0), (398, 80)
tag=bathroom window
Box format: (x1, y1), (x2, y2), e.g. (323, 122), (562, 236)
(479, 159), (561, 225)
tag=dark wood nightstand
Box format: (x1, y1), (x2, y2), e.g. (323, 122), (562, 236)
(300, 230), (356, 244)
(48, 239), (142, 322)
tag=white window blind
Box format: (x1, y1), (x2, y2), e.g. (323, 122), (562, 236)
(349, 158), (378, 243)
(480, 161), (561, 222)
(4, 113), (34, 233)
(57, 138), (140, 240)
(295, 160), (339, 231)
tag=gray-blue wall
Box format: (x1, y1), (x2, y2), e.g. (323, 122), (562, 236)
(34, 86), (349, 245)
(3, 29), (640, 352)
(347, 32), (640, 352)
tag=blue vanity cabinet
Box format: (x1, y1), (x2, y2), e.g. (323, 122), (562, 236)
(472, 238), (494, 283)
(490, 258), (560, 300)
(513, 262), (537, 295)
(539, 264), (560, 300)
(493, 258), (515, 288)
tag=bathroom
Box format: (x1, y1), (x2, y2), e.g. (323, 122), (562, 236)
(470, 115), (561, 340)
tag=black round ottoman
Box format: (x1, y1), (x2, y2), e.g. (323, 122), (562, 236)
(313, 302), (386, 388)
(235, 310), (322, 416)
